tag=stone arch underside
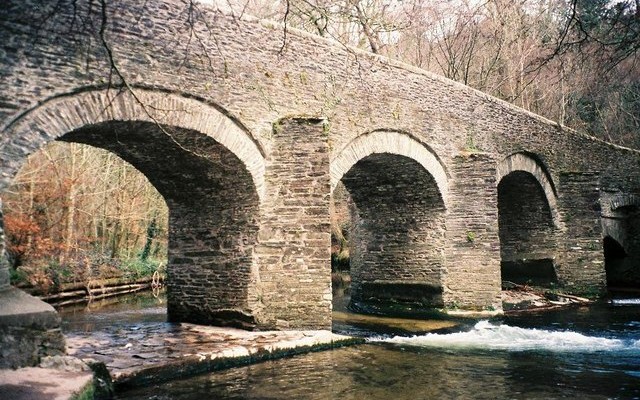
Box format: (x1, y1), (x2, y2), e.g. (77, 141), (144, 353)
(601, 196), (640, 290)
(497, 153), (559, 287)
(0, 89), (266, 200)
(331, 130), (449, 207)
(0, 90), (266, 329)
(496, 152), (559, 227)
(335, 137), (448, 312)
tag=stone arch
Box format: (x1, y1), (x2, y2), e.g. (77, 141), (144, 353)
(331, 130), (449, 313)
(0, 88), (266, 329)
(331, 130), (449, 207)
(609, 194), (640, 214)
(497, 152), (559, 287)
(0, 88), (266, 201)
(496, 152), (559, 227)
(601, 194), (640, 291)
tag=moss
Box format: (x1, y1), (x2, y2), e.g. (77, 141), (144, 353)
(70, 382), (95, 400)
(322, 120), (331, 136)
(299, 71), (309, 85)
(466, 231), (476, 243)
(272, 120), (284, 135)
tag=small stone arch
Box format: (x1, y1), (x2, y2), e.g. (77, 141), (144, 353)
(0, 88), (266, 201)
(610, 194), (640, 213)
(497, 152), (560, 227)
(331, 130), (449, 206)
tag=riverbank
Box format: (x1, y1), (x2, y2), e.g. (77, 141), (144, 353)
(17, 275), (165, 308)
(501, 283), (592, 313)
(1, 326), (361, 399)
(0, 285), (598, 400)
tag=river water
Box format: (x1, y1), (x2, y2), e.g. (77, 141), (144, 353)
(60, 293), (640, 399)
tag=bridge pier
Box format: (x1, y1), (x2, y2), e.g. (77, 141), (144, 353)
(555, 172), (607, 292)
(253, 118), (332, 330)
(442, 153), (502, 312)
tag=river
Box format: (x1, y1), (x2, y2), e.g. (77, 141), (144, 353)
(60, 293), (640, 399)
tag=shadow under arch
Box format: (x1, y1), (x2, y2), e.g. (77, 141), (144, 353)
(0, 88), (266, 201)
(497, 152), (560, 228)
(330, 130), (448, 315)
(497, 152), (559, 287)
(0, 89), (266, 329)
(601, 194), (640, 292)
(331, 130), (449, 208)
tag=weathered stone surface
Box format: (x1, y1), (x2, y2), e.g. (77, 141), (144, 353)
(0, 366), (93, 400)
(254, 118), (332, 329)
(442, 153), (502, 311)
(0, 201), (9, 290)
(0, 288), (65, 368)
(345, 153), (446, 311)
(65, 322), (358, 389)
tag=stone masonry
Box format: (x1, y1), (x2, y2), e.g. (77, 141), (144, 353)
(1, 0), (640, 347)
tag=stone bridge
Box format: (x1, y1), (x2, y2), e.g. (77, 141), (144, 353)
(2, 0), (640, 342)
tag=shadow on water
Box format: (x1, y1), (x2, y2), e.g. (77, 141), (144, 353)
(331, 293), (464, 337)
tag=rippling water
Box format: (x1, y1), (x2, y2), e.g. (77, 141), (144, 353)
(60, 292), (640, 399)
(381, 320), (640, 352)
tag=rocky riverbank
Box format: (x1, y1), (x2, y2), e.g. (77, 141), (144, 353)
(501, 283), (592, 313)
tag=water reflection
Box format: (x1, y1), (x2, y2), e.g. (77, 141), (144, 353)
(59, 290), (167, 333)
(118, 344), (514, 400)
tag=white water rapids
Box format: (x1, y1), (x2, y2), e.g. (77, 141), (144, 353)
(377, 320), (640, 352)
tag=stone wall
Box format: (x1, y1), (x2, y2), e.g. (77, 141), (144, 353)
(0, 288), (65, 368)
(555, 172), (606, 290)
(498, 172), (558, 285)
(0, 202), (9, 289)
(60, 120), (262, 328)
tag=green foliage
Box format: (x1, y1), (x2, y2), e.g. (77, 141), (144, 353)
(569, 284), (605, 300)
(9, 267), (28, 286)
(464, 134), (481, 153)
(70, 384), (95, 400)
(140, 216), (158, 261)
(466, 231), (476, 243)
(120, 258), (163, 280)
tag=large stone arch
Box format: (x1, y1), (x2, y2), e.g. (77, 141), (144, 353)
(496, 152), (559, 227)
(496, 152), (560, 287)
(0, 88), (267, 329)
(0, 88), (266, 201)
(331, 130), (449, 207)
(331, 130), (449, 313)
